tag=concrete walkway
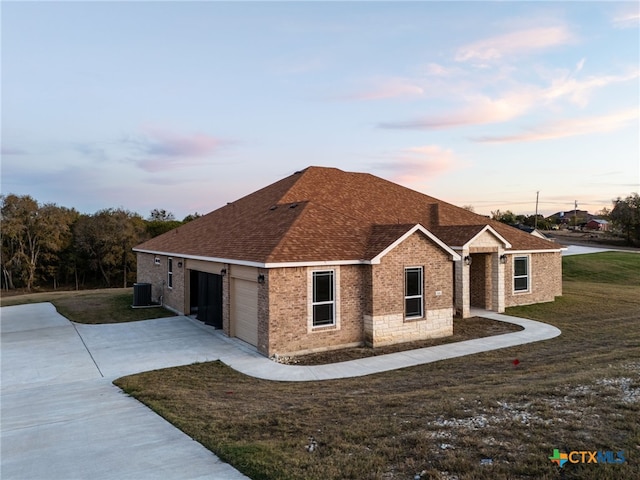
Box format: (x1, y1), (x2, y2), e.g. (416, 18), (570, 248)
(1, 302), (560, 479)
(218, 309), (560, 381)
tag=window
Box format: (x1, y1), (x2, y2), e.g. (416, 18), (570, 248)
(168, 258), (173, 289)
(405, 267), (423, 318)
(312, 270), (334, 326)
(513, 256), (529, 292)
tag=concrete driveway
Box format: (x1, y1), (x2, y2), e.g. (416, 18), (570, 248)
(1, 303), (249, 480)
(2, 302), (561, 479)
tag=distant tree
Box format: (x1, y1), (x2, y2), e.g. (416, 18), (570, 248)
(610, 193), (640, 246)
(36, 204), (78, 289)
(462, 205), (475, 213)
(520, 214), (552, 230)
(144, 208), (182, 237)
(595, 207), (611, 219)
(74, 209), (145, 287)
(491, 209), (517, 225)
(148, 208), (175, 222)
(182, 212), (202, 223)
(0, 194), (76, 290)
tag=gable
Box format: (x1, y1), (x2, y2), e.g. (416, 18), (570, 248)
(370, 225), (461, 264)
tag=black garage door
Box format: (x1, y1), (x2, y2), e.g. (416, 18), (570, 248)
(190, 271), (223, 328)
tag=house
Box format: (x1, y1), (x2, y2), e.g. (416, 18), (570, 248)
(547, 209), (592, 227)
(585, 219), (610, 232)
(134, 167), (562, 357)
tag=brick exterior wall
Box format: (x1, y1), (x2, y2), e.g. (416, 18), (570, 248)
(137, 243), (559, 356)
(504, 252), (562, 307)
(257, 268), (270, 355)
(136, 252), (186, 315)
(366, 232), (454, 346)
(265, 266), (364, 356)
(265, 233), (456, 356)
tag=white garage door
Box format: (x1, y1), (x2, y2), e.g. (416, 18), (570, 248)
(232, 278), (258, 347)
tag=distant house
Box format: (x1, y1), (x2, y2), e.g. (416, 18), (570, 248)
(134, 167), (562, 357)
(547, 210), (593, 226)
(585, 219), (610, 231)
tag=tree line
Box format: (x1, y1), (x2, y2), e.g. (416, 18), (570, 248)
(3, 192), (639, 292)
(1, 194), (199, 291)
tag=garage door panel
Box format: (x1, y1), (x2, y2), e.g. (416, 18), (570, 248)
(233, 279), (258, 347)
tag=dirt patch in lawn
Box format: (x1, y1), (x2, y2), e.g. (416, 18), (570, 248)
(280, 317), (523, 365)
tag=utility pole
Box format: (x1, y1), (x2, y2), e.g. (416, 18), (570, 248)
(574, 200), (578, 229)
(534, 191), (539, 230)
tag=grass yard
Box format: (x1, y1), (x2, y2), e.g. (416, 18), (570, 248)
(115, 252), (640, 480)
(0, 288), (176, 323)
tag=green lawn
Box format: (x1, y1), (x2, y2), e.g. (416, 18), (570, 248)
(115, 252), (640, 480)
(0, 288), (176, 323)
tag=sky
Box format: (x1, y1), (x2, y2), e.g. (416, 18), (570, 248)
(2, 1), (639, 220)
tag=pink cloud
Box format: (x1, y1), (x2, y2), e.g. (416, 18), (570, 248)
(141, 127), (221, 157)
(455, 26), (574, 62)
(125, 127), (226, 173)
(376, 145), (460, 184)
(379, 91), (534, 129)
(543, 70), (640, 107)
(379, 66), (638, 131)
(473, 108), (639, 143)
(339, 78), (424, 101)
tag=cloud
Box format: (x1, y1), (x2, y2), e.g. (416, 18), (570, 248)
(1, 146), (27, 155)
(74, 142), (109, 162)
(472, 108), (639, 144)
(543, 69), (640, 107)
(612, 8), (640, 29)
(338, 78), (424, 101)
(455, 26), (574, 63)
(379, 68), (639, 130)
(122, 127), (225, 173)
(374, 145), (460, 184)
(141, 128), (221, 157)
(379, 91), (535, 129)
(424, 63), (452, 76)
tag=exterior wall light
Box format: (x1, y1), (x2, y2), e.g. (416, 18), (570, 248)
(499, 254), (507, 264)
(257, 274), (265, 284)
(177, 261), (183, 268)
(220, 268), (227, 276)
(464, 255), (472, 266)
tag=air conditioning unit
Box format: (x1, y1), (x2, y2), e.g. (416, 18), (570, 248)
(132, 283), (152, 307)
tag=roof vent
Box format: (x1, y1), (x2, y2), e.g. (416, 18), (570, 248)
(269, 205), (277, 211)
(294, 170), (303, 174)
(290, 203), (298, 209)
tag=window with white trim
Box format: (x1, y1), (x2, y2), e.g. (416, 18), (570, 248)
(312, 270), (335, 326)
(513, 256), (529, 292)
(405, 267), (423, 318)
(168, 257), (173, 289)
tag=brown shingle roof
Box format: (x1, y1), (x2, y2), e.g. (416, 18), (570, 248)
(134, 166), (560, 263)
